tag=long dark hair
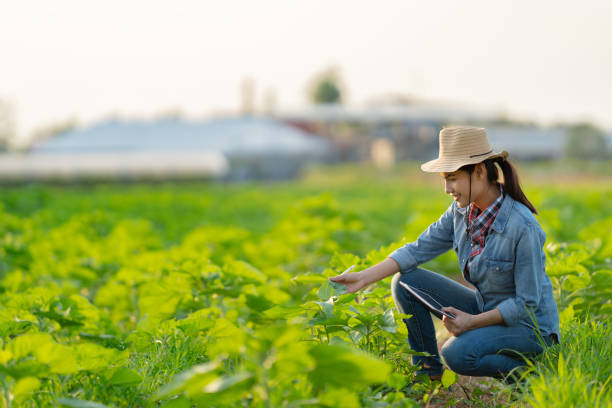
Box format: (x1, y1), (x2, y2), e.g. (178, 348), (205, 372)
(460, 157), (538, 215)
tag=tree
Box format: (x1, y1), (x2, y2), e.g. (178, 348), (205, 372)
(307, 67), (345, 105)
(565, 122), (608, 160)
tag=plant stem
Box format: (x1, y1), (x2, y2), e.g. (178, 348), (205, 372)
(263, 377), (272, 408)
(1, 375), (11, 408)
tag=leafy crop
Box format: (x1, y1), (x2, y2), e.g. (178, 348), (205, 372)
(0, 175), (610, 407)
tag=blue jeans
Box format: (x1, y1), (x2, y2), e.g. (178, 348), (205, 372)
(390, 268), (556, 379)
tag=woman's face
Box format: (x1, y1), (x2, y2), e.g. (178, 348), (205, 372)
(441, 164), (487, 208)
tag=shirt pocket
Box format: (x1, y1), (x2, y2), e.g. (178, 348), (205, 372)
(486, 258), (515, 290)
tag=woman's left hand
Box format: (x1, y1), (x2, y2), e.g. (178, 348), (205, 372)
(441, 307), (474, 336)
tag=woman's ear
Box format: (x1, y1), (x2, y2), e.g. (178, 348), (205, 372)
(475, 162), (486, 179)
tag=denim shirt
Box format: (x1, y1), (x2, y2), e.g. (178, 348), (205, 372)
(388, 194), (561, 341)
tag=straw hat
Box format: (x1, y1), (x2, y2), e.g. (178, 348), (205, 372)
(421, 126), (509, 172)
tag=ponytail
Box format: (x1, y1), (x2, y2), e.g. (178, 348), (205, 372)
(460, 157), (538, 215)
(493, 157), (538, 215)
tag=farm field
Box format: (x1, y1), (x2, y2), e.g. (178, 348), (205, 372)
(0, 162), (610, 407)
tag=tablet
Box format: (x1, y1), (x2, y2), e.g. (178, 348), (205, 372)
(398, 281), (456, 319)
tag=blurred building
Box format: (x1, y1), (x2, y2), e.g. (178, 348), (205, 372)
(2, 106), (609, 183)
(486, 126), (566, 160)
(0, 117), (333, 182)
(279, 104), (612, 164)
(279, 103), (499, 165)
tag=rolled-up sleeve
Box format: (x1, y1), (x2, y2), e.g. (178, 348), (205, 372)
(388, 203), (455, 272)
(496, 223), (544, 326)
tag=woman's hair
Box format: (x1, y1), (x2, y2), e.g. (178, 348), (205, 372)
(459, 157), (538, 215)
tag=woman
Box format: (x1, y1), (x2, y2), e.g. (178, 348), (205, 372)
(329, 126), (560, 383)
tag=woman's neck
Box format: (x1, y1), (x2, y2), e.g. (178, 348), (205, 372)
(474, 182), (501, 211)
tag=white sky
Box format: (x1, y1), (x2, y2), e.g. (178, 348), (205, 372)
(1, 0), (611, 143)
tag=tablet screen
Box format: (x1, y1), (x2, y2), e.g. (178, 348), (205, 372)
(398, 281), (456, 319)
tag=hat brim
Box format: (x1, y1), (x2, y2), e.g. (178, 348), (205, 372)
(421, 150), (509, 173)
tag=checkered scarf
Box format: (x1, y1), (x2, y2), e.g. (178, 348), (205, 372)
(467, 183), (504, 264)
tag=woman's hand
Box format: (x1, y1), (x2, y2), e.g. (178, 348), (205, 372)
(441, 306), (474, 337)
(328, 270), (370, 294)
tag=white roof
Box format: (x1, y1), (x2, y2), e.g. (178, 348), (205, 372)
(0, 151), (229, 181)
(32, 116), (330, 157)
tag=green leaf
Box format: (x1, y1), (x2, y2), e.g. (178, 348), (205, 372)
(309, 315), (347, 332)
(380, 308), (397, 333)
(201, 372), (254, 393)
(138, 278), (189, 320)
(313, 299), (335, 319)
(160, 396), (192, 408)
(441, 370), (457, 388)
(206, 319), (246, 357)
(334, 293), (358, 305)
(8, 332), (79, 375)
(0, 358), (48, 379)
(318, 278), (347, 301)
(317, 280), (334, 300)
(352, 313), (376, 326)
(38, 344), (79, 375)
(0, 321), (35, 338)
(223, 260), (266, 284)
(245, 294), (275, 312)
(73, 343), (128, 372)
(0, 350), (11, 364)
(348, 328), (363, 344)
(154, 361), (221, 400)
(308, 343), (391, 389)
(262, 305), (304, 320)
(592, 269), (612, 290)
(78, 333), (127, 350)
(292, 274), (326, 285)
(189, 372), (255, 405)
(58, 398), (111, 408)
(387, 372), (407, 390)
(32, 295), (91, 329)
(13, 377), (41, 401)
(107, 367), (142, 386)
(318, 387), (360, 408)
(559, 304), (575, 327)
(329, 280), (347, 295)
(329, 253), (361, 270)
(562, 274), (591, 292)
(578, 217), (612, 258)
(33, 310), (84, 328)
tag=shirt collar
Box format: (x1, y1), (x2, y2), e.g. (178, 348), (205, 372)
(469, 183), (505, 221)
(491, 189), (514, 233)
(456, 184), (514, 232)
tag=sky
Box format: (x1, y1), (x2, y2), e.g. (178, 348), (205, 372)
(1, 0), (611, 145)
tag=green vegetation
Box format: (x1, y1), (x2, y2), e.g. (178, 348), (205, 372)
(0, 163), (610, 407)
(307, 67), (344, 105)
(565, 122), (609, 160)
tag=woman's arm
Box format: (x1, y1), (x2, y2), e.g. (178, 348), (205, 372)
(495, 223), (544, 326)
(440, 307), (504, 336)
(387, 203), (456, 273)
(329, 257), (400, 293)
(330, 203), (456, 291)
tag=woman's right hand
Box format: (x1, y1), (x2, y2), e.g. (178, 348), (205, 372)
(328, 269), (370, 294)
